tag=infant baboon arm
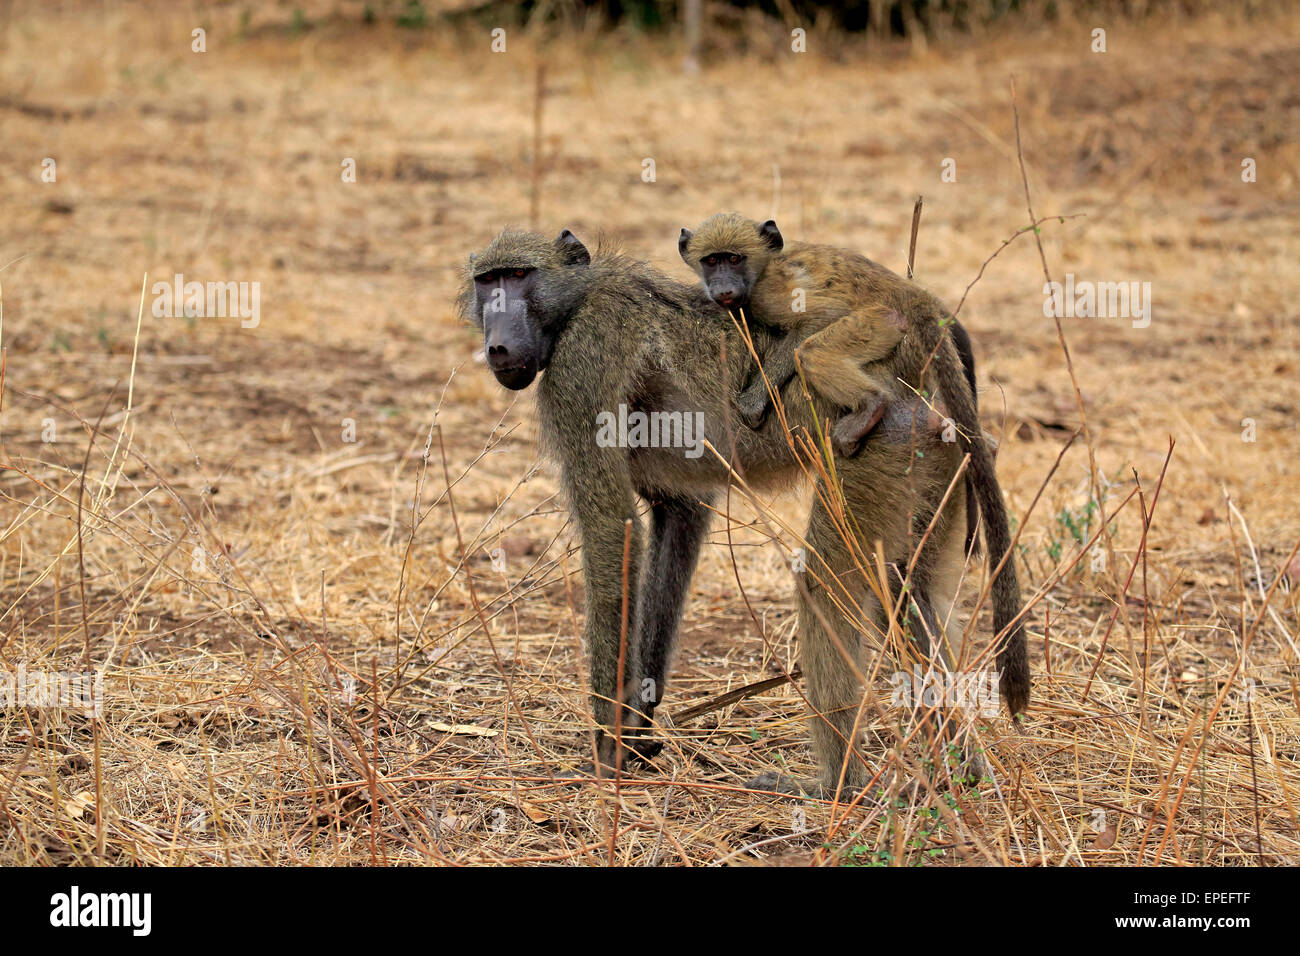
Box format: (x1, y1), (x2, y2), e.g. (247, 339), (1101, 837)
(736, 330), (799, 430)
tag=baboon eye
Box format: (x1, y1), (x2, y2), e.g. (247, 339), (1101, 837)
(704, 255), (717, 267)
(728, 255), (742, 265)
(513, 268), (527, 278)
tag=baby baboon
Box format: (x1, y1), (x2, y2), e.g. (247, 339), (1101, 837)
(679, 212), (979, 451)
(681, 213), (982, 556)
(460, 227), (1028, 791)
(679, 214), (1026, 717)
(681, 213), (986, 552)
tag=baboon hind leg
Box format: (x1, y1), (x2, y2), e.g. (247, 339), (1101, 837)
(891, 500), (989, 785)
(792, 501), (879, 795)
(748, 491), (876, 799)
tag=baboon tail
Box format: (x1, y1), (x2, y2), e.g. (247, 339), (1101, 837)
(949, 319), (982, 558)
(925, 314), (1030, 716)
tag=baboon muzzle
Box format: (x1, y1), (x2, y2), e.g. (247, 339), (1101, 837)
(483, 299), (541, 390)
(709, 283), (743, 309)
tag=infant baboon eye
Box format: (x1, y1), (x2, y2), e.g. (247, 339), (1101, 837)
(704, 255), (717, 267)
(728, 255), (742, 265)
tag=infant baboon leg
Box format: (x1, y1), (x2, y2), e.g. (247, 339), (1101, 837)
(831, 394), (889, 458)
(795, 308), (905, 408)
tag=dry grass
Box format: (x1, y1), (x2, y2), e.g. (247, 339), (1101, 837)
(1, 1), (1298, 865)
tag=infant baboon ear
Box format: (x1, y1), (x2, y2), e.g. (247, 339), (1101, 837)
(555, 228), (591, 265)
(678, 227), (694, 264)
(758, 219), (784, 252)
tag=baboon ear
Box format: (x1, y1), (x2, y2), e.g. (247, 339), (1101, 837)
(678, 228), (694, 264)
(556, 228), (590, 265)
(759, 220), (784, 252)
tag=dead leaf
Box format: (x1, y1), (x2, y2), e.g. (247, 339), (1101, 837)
(1093, 823), (1118, 849)
(430, 721), (497, 737)
(519, 801), (551, 825)
(65, 791), (96, 821)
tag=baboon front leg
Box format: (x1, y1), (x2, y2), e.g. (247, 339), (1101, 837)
(564, 458), (646, 777)
(624, 495), (715, 761)
(737, 337), (798, 431)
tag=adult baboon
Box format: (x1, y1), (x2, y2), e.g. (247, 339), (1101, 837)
(459, 228), (1027, 791)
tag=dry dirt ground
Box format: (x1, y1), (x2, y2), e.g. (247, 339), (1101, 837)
(1, 2), (1298, 865)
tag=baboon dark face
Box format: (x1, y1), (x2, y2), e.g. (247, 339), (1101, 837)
(697, 252), (749, 310)
(464, 229), (590, 391)
(474, 267), (548, 389)
(679, 218), (784, 312)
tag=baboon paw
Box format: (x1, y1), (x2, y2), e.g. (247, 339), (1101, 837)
(737, 398), (771, 431)
(952, 749), (990, 787)
(629, 736), (663, 763)
(577, 756), (636, 781)
(587, 730), (662, 777)
(558, 762), (601, 782)
(746, 772), (820, 797)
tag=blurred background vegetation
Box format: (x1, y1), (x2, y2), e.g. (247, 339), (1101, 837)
(238, 0), (1282, 44)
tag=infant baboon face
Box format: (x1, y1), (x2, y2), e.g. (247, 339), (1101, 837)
(697, 251), (749, 309)
(678, 214), (784, 313)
